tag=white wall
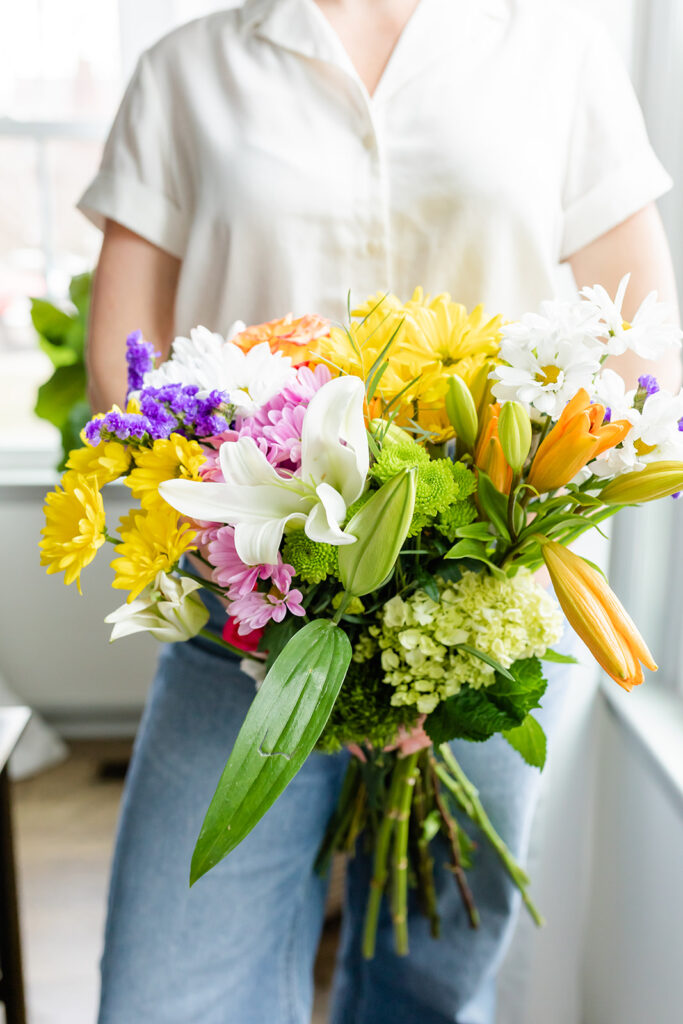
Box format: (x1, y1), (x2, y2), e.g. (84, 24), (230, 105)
(583, 707), (683, 1024)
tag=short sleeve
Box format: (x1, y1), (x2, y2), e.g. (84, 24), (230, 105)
(560, 24), (673, 261)
(78, 53), (188, 258)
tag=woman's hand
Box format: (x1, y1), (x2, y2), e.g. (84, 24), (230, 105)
(87, 220), (181, 412)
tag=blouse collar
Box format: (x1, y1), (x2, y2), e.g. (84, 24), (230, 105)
(241, 0), (511, 101)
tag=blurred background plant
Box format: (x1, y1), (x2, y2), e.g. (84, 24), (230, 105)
(31, 271), (91, 469)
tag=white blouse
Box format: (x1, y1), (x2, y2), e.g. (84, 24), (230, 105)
(78, 0), (672, 334)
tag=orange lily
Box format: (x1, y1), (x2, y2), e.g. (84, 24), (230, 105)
(474, 402), (513, 493)
(528, 389), (631, 494)
(233, 313), (330, 366)
(541, 539), (656, 691)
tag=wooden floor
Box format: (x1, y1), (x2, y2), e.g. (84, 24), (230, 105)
(10, 741), (338, 1024)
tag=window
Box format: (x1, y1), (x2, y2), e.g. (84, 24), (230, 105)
(0, 0), (234, 455)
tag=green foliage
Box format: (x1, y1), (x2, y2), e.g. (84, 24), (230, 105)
(31, 272), (92, 470)
(424, 656), (547, 746)
(317, 656), (418, 753)
(503, 715), (547, 769)
(282, 530), (339, 584)
(191, 619), (352, 883)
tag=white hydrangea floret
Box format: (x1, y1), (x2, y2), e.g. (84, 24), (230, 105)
(366, 570), (564, 715)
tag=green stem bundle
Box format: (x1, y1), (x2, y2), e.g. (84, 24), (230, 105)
(317, 742), (543, 959)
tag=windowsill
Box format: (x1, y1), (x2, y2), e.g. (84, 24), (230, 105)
(602, 680), (683, 816)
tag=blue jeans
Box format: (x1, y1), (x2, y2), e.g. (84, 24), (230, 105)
(98, 595), (574, 1024)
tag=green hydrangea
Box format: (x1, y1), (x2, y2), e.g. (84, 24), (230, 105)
(282, 529), (338, 584)
(365, 570), (564, 715)
(317, 656), (419, 753)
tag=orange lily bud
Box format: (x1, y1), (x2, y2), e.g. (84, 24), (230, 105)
(528, 389), (631, 494)
(541, 539), (656, 691)
(474, 403), (513, 493)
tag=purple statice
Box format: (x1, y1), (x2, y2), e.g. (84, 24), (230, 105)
(85, 409), (153, 445)
(126, 331), (159, 395)
(637, 374), (660, 397)
(603, 407), (611, 423)
(678, 417), (683, 433)
(135, 384), (231, 439)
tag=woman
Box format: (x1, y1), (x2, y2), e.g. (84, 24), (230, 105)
(80, 1), (680, 1021)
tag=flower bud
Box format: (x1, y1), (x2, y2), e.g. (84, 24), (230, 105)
(105, 572), (209, 643)
(498, 402), (532, 474)
(338, 469), (417, 597)
(369, 419), (413, 448)
(445, 375), (478, 449)
(540, 539), (656, 691)
(599, 461), (683, 504)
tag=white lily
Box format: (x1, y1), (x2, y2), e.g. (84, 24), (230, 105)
(159, 375), (369, 565)
(104, 572), (209, 643)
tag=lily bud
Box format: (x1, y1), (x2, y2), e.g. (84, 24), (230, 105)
(600, 461), (683, 504)
(540, 539), (656, 691)
(445, 375), (478, 450)
(339, 469), (417, 597)
(498, 402), (532, 474)
(369, 419), (413, 448)
(105, 572), (210, 643)
(474, 403), (513, 494)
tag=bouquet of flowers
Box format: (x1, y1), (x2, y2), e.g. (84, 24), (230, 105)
(40, 279), (683, 956)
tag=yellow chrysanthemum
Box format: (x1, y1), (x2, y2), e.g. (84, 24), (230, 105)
(125, 433), (206, 510)
(40, 471), (106, 593)
(313, 289), (502, 439)
(110, 504), (198, 601)
(66, 440), (132, 486)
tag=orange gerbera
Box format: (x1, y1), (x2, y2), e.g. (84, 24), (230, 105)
(232, 313), (330, 366)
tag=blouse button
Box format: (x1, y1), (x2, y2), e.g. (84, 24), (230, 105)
(361, 132), (375, 151)
(366, 238), (383, 257)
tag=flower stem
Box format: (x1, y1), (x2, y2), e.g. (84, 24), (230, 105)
(362, 756), (405, 959)
(437, 744), (544, 926)
(198, 628), (261, 662)
(411, 755), (440, 938)
(430, 755), (479, 929)
(390, 753), (419, 955)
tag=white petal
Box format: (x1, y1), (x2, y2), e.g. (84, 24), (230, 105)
(304, 482), (357, 546)
(219, 436), (284, 488)
(300, 376), (369, 504)
(234, 514), (305, 565)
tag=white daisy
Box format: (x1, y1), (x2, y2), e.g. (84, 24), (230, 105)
(142, 327), (296, 415)
(581, 274), (682, 359)
(591, 387), (683, 479)
(492, 300), (603, 417)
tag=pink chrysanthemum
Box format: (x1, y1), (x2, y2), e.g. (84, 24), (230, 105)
(192, 520), (223, 546)
(208, 526), (294, 599)
(234, 363), (332, 469)
(230, 587), (306, 634)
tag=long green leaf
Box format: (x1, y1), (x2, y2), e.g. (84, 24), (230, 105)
(190, 619), (351, 884)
